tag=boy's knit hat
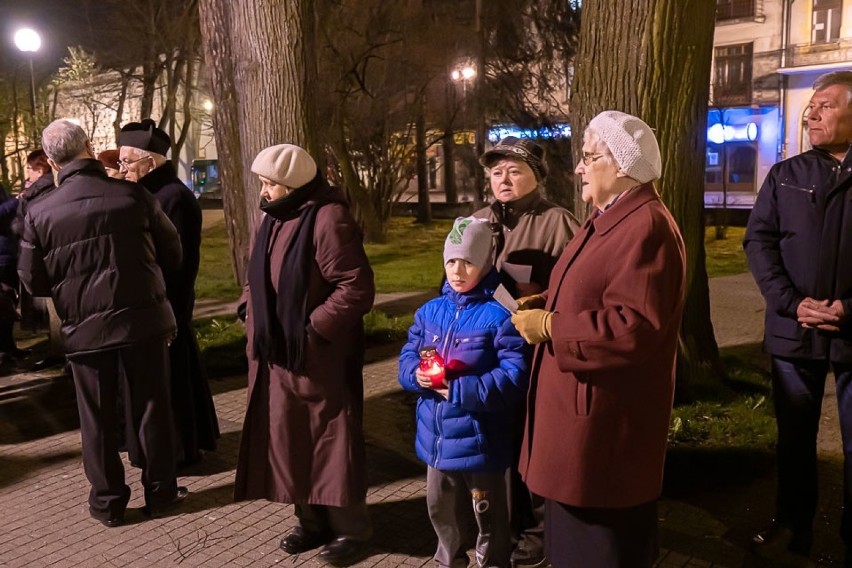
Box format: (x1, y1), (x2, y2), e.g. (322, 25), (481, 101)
(443, 216), (493, 271)
(588, 110), (661, 183)
(251, 143), (317, 189)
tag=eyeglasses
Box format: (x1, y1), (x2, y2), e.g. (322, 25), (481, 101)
(581, 152), (605, 166)
(118, 155), (150, 169)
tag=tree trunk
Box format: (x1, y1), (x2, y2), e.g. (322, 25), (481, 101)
(139, 59), (159, 120)
(199, 0), (317, 283)
(442, 133), (458, 205)
(415, 94), (432, 224)
(173, 54), (195, 161)
(112, 72), (131, 143)
(570, 0), (723, 393)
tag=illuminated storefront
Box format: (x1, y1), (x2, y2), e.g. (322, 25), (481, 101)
(704, 105), (780, 209)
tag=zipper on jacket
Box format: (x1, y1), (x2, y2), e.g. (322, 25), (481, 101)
(433, 304), (460, 468)
(433, 401), (443, 468)
(779, 182), (816, 203)
(440, 305), (463, 360)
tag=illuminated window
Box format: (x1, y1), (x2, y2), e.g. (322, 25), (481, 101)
(812, 0), (842, 43)
(705, 142), (757, 192)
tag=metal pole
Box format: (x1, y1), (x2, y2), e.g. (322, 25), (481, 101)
(28, 58), (36, 117)
(473, 0), (486, 207)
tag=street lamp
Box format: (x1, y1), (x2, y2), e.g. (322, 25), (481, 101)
(450, 62), (477, 141)
(14, 27), (41, 117)
(450, 62), (478, 203)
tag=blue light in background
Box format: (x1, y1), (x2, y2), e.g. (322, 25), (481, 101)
(488, 124), (571, 143)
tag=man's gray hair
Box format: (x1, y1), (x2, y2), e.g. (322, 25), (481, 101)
(813, 71), (852, 104)
(41, 119), (90, 166)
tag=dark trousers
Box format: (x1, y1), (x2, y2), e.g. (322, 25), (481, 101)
(295, 502), (373, 541)
(68, 336), (178, 521)
(770, 356), (852, 545)
(544, 499), (658, 568)
(510, 403), (545, 557)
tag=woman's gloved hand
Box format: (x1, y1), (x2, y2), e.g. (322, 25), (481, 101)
(516, 294), (546, 311)
(511, 309), (552, 344)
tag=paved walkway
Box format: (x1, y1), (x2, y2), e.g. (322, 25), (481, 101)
(0, 274), (846, 567)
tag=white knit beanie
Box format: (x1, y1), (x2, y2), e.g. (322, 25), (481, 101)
(251, 143), (318, 189)
(588, 111), (662, 184)
(443, 217), (494, 272)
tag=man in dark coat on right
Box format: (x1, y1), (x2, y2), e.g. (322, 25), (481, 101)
(18, 119), (187, 527)
(119, 119), (219, 467)
(745, 70), (852, 563)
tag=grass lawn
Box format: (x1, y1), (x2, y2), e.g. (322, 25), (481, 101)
(364, 217), (454, 293)
(705, 225), (749, 278)
(197, 211), (243, 300)
(669, 349), (775, 451)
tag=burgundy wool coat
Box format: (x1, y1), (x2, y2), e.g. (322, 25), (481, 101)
(234, 188), (375, 507)
(520, 183), (686, 509)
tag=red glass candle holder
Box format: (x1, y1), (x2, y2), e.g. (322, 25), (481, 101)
(419, 346), (446, 388)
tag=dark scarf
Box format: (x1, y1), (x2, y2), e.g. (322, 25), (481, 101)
(248, 173), (342, 371)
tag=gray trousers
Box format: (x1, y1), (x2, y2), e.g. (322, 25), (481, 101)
(426, 466), (511, 568)
(296, 502), (373, 541)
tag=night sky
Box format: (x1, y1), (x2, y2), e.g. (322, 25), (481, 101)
(0, 0), (94, 80)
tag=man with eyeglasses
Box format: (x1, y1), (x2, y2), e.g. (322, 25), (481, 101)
(18, 119), (187, 527)
(118, 119), (219, 469)
(474, 136), (578, 568)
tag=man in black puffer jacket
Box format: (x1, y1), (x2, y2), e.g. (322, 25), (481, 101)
(118, 119), (219, 467)
(18, 119), (188, 528)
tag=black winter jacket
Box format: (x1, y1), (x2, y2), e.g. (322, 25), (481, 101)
(138, 163), (201, 323)
(744, 147), (852, 362)
(17, 159), (181, 354)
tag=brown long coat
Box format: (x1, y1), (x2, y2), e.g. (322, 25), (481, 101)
(234, 188), (375, 507)
(519, 184), (686, 509)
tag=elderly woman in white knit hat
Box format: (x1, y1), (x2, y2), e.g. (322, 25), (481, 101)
(510, 111), (687, 566)
(233, 143), (375, 566)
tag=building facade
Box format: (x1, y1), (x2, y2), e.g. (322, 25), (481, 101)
(707, 0), (852, 209)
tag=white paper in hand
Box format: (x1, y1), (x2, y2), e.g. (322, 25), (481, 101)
(501, 262), (533, 284)
(493, 284), (519, 313)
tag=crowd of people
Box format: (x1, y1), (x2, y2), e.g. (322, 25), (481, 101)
(6, 68), (851, 568)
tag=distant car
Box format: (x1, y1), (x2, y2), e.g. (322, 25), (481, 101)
(191, 159), (220, 199)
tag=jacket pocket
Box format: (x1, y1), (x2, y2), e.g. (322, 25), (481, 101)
(453, 336), (488, 351)
(575, 378), (592, 417)
(779, 182), (815, 202)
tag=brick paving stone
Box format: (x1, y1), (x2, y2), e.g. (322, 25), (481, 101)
(0, 274), (848, 567)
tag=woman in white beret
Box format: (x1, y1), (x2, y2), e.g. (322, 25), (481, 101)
(234, 143), (375, 566)
(510, 111), (687, 566)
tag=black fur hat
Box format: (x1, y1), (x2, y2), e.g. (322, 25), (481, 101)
(118, 118), (171, 155)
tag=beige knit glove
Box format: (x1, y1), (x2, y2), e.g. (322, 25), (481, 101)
(511, 309), (552, 344)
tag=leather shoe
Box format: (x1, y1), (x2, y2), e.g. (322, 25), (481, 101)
(752, 521), (812, 556)
(279, 526), (332, 554)
(318, 537), (370, 566)
(102, 516), (124, 528)
(142, 486), (188, 518)
(97, 515), (124, 528)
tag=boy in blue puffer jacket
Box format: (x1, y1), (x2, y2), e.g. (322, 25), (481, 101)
(399, 216), (530, 568)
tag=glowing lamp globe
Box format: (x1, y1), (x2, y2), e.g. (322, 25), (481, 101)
(14, 28), (41, 53)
